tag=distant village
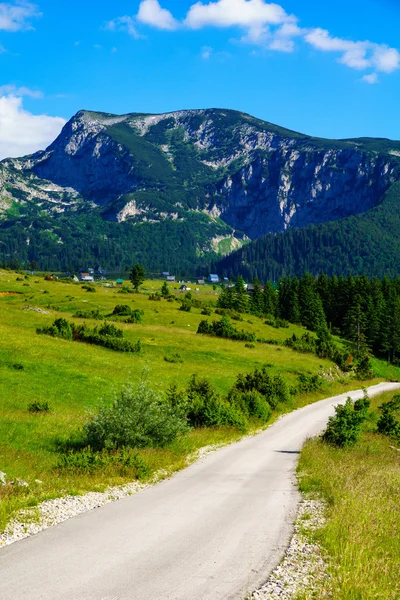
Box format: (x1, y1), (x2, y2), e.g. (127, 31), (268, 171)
(51, 267), (255, 290)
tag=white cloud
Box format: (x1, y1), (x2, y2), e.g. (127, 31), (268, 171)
(185, 0), (288, 29)
(105, 1), (400, 79)
(362, 73), (378, 85)
(105, 16), (142, 39)
(201, 45), (213, 59)
(0, 84), (43, 98)
(305, 28), (400, 74)
(0, 94), (66, 159)
(0, 1), (40, 32)
(137, 0), (179, 30)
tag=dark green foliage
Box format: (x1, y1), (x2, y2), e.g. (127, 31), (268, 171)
(355, 356), (374, 380)
(57, 448), (150, 479)
(228, 389), (272, 422)
(112, 304), (133, 316)
(197, 316), (256, 342)
(322, 395), (370, 448)
(130, 263), (146, 292)
(37, 317), (73, 340)
(37, 318), (141, 353)
(84, 383), (189, 451)
(201, 307), (212, 316)
(296, 373), (323, 394)
(74, 308), (103, 319)
(216, 182), (400, 280)
(28, 401), (50, 413)
(161, 281), (170, 297)
(377, 395), (400, 440)
(179, 300), (192, 312)
(164, 353), (183, 364)
(232, 366), (290, 409)
(184, 374), (247, 430)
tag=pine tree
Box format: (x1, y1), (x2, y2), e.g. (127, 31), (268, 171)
(249, 279), (263, 315)
(130, 263), (146, 292)
(233, 276), (248, 313)
(263, 281), (277, 317)
(344, 294), (370, 359)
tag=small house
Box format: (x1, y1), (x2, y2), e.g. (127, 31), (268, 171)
(207, 274), (220, 283)
(167, 275), (176, 282)
(162, 271), (170, 277)
(197, 279), (205, 285)
(79, 273), (94, 282)
(116, 278), (124, 287)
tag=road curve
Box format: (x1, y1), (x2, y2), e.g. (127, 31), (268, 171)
(1, 382), (399, 600)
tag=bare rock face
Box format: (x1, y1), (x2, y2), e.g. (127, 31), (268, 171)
(0, 108), (399, 240)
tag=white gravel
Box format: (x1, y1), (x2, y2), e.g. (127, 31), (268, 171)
(251, 496), (331, 600)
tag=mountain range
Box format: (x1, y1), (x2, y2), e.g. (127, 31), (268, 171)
(1, 107), (400, 276)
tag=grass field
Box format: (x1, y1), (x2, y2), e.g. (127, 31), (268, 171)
(1, 271), (399, 532)
(298, 389), (400, 600)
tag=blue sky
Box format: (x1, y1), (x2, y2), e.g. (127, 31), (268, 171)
(0, 0), (399, 158)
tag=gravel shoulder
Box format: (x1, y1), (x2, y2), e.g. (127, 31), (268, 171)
(1, 383), (399, 600)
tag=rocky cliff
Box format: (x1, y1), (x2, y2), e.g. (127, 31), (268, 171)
(0, 108), (399, 270)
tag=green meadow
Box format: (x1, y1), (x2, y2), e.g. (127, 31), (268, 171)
(298, 388), (400, 600)
(1, 271), (399, 531)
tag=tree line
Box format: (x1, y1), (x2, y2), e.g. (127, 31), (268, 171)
(217, 273), (400, 365)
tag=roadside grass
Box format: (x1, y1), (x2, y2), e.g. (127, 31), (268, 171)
(1, 271), (399, 533)
(297, 390), (400, 600)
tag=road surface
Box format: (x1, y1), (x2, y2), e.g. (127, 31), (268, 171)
(1, 382), (399, 600)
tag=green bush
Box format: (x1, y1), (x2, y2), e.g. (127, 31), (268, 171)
(74, 308), (103, 319)
(164, 353), (183, 364)
(84, 383), (189, 451)
(182, 374), (247, 430)
(97, 322), (123, 338)
(229, 388), (272, 422)
(37, 317), (73, 340)
(112, 304), (133, 316)
(377, 395), (400, 440)
(28, 401), (50, 413)
(322, 394), (370, 448)
(197, 316), (256, 342)
(179, 300), (192, 312)
(57, 448), (150, 478)
(232, 366), (290, 409)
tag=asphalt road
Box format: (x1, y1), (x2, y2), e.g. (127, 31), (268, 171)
(1, 382), (399, 600)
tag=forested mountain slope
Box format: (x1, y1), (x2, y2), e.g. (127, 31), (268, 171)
(0, 108), (400, 272)
(215, 182), (400, 280)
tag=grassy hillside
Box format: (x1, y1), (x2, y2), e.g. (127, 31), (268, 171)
(0, 271), (399, 532)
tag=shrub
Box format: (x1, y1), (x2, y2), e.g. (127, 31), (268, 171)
(184, 374), (247, 430)
(97, 322), (123, 338)
(179, 300), (192, 312)
(74, 308), (103, 320)
(84, 383), (189, 451)
(355, 356), (374, 380)
(377, 395), (400, 440)
(56, 448), (150, 479)
(296, 373), (323, 394)
(148, 293), (162, 301)
(232, 367), (290, 409)
(322, 395), (369, 448)
(164, 353), (183, 364)
(229, 388), (272, 422)
(201, 307), (212, 316)
(28, 401), (50, 413)
(124, 310), (144, 324)
(112, 304), (132, 316)
(37, 317), (73, 340)
(197, 316), (256, 342)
